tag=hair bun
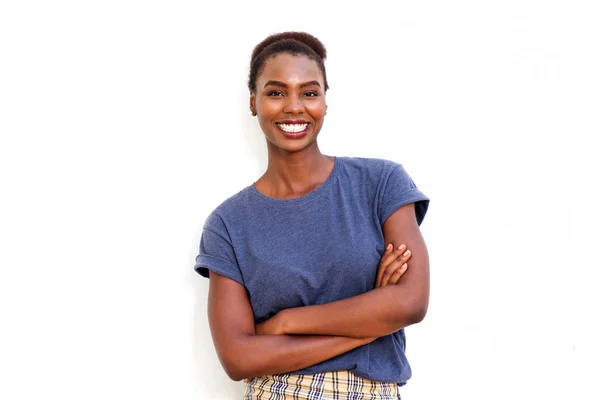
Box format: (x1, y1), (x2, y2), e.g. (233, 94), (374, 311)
(251, 32), (327, 62)
(248, 31), (329, 92)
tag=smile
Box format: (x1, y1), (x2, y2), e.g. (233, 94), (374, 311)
(276, 123), (309, 133)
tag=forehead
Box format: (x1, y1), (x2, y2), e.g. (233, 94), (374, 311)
(258, 53), (324, 86)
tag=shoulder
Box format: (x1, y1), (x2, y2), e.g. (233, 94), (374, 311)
(338, 156), (401, 171)
(203, 185), (255, 231)
(337, 156), (403, 182)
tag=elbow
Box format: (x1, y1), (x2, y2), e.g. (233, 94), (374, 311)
(394, 306), (427, 328)
(390, 294), (429, 327)
(408, 304), (428, 324)
(403, 288), (429, 325)
(223, 365), (246, 382)
(220, 355), (250, 382)
(217, 336), (259, 381)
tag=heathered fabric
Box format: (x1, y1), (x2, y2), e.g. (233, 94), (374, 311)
(195, 156), (429, 385)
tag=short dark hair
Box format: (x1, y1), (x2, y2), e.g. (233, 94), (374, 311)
(248, 32), (329, 92)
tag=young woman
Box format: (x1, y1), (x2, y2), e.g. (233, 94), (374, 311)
(195, 32), (430, 399)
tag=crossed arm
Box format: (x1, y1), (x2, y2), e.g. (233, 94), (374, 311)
(206, 203), (429, 381)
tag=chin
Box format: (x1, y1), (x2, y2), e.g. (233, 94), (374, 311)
(278, 140), (319, 154)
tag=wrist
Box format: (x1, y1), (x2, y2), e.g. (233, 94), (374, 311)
(276, 309), (291, 335)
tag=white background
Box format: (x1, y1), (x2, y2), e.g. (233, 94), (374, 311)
(1, 1), (599, 399)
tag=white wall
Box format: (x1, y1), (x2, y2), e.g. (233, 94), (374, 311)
(1, 1), (599, 399)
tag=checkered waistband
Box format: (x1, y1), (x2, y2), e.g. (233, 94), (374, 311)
(244, 370), (400, 400)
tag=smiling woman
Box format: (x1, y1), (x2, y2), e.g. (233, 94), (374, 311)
(194, 32), (430, 400)
(252, 54), (327, 162)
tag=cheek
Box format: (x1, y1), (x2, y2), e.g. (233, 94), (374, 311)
(307, 102), (327, 121)
(256, 112), (277, 135)
(256, 100), (280, 118)
(257, 116), (272, 133)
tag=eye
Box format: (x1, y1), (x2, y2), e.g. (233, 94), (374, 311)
(267, 90), (284, 97)
(304, 91), (319, 97)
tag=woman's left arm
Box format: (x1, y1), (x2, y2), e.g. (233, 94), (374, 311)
(259, 203), (429, 338)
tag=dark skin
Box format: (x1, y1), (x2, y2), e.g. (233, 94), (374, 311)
(207, 53), (429, 381)
(209, 245), (412, 381)
(255, 204), (428, 338)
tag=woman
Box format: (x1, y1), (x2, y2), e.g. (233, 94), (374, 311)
(195, 32), (430, 399)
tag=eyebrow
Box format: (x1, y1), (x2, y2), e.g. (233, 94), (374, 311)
(263, 80), (321, 89)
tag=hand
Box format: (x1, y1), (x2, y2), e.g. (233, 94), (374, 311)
(255, 312), (285, 336)
(375, 243), (411, 288)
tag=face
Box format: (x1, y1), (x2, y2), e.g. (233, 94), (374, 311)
(250, 53), (327, 154)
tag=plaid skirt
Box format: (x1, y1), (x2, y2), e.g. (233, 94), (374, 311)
(244, 370), (401, 400)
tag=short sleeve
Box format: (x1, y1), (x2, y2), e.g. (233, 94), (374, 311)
(378, 164), (430, 226)
(194, 212), (244, 285)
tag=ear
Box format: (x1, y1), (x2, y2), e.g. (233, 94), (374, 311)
(325, 104), (328, 115)
(249, 93), (256, 116)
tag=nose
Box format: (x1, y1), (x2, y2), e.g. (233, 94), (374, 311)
(283, 95), (305, 114)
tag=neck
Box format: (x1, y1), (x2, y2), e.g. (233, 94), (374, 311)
(257, 142), (334, 199)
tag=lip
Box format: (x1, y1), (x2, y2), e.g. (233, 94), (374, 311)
(277, 119), (310, 124)
(275, 121), (311, 139)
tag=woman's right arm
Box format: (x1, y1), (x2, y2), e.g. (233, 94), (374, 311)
(207, 271), (374, 381)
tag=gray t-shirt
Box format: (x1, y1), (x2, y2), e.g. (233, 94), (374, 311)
(195, 156), (429, 384)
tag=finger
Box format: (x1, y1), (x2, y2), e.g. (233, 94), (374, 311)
(387, 262), (408, 285)
(379, 243), (406, 282)
(377, 244), (406, 285)
(382, 243), (394, 258)
(398, 248), (412, 265)
(381, 259), (408, 287)
(380, 260), (403, 287)
(376, 243), (395, 286)
(380, 248), (411, 286)
(379, 244), (407, 269)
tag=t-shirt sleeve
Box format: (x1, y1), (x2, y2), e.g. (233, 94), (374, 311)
(378, 163), (430, 226)
(194, 211), (244, 285)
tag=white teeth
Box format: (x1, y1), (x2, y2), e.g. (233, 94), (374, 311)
(277, 123), (308, 133)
